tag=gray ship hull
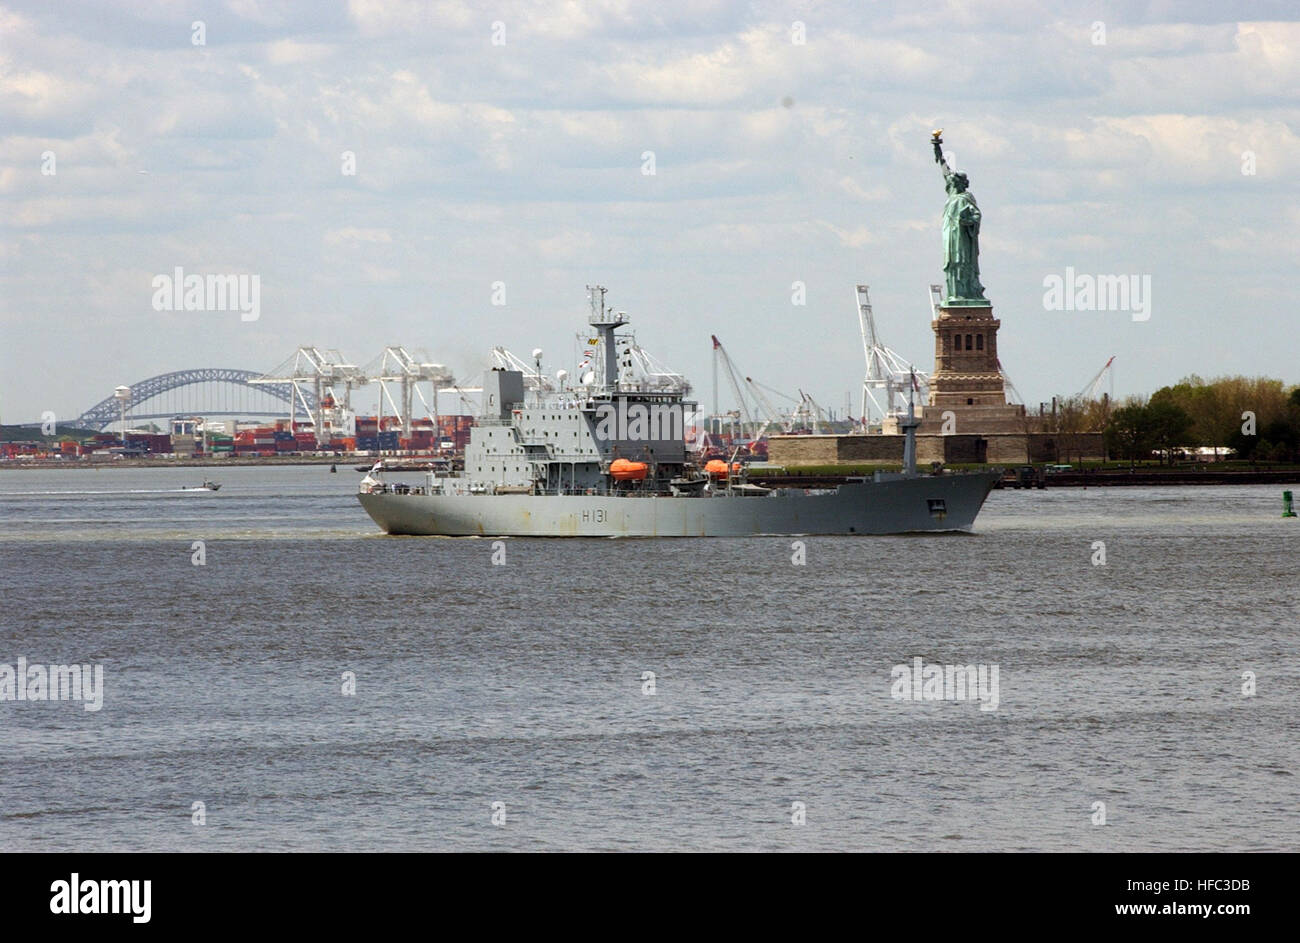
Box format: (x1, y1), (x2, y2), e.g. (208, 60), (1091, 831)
(357, 471), (1000, 537)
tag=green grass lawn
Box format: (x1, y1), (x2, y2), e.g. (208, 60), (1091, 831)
(749, 459), (1300, 476)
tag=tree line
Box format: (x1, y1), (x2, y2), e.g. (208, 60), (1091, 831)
(1052, 375), (1299, 464)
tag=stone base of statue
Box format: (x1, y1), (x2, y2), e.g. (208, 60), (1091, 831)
(917, 301), (1037, 435)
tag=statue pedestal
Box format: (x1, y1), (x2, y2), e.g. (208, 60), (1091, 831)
(922, 302), (1030, 434)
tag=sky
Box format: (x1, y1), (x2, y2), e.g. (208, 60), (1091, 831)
(2, 0), (1297, 425)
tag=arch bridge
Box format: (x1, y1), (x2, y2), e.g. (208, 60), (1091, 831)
(75, 368), (315, 431)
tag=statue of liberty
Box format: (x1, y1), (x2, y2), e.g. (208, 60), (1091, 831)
(931, 131), (986, 304)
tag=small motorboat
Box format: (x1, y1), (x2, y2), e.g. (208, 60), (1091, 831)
(199, 479), (221, 491)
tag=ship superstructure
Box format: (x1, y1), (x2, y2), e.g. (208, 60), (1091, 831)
(458, 286), (692, 498)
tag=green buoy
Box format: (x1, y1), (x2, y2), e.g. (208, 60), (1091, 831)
(1285, 491), (1297, 518)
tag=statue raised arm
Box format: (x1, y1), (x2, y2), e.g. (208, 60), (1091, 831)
(932, 130), (952, 179)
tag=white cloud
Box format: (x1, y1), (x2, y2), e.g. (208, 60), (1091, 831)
(266, 40), (337, 65)
(324, 227), (394, 245)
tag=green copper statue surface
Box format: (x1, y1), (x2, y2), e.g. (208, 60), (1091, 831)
(931, 131), (987, 304)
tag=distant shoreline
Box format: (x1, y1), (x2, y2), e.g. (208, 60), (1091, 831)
(6, 457), (1300, 488)
(1032, 469), (1300, 487)
(756, 466), (1300, 488)
(0, 456), (351, 469)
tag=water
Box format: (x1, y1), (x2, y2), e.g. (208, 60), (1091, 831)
(1, 466), (1296, 851)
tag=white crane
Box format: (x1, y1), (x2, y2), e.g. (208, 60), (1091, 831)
(250, 346), (366, 444)
(490, 346), (554, 393)
(710, 335), (756, 428)
(364, 346), (454, 437)
(858, 284), (928, 425)
(744, 377), (795, 435)
(797, 389), (830, 434)
(442, 382), (481, 415)
(997, 360), (1024, 405)
(1077, 356), (1116, 401)
(625, 342), (690, 393)
(735, 376), (797, 444)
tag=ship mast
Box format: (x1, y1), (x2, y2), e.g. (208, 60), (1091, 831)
(901, 368), (920, 477)
(586, 284), (627, 393)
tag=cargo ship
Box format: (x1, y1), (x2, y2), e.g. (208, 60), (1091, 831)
(357, 288), (1000, 537)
